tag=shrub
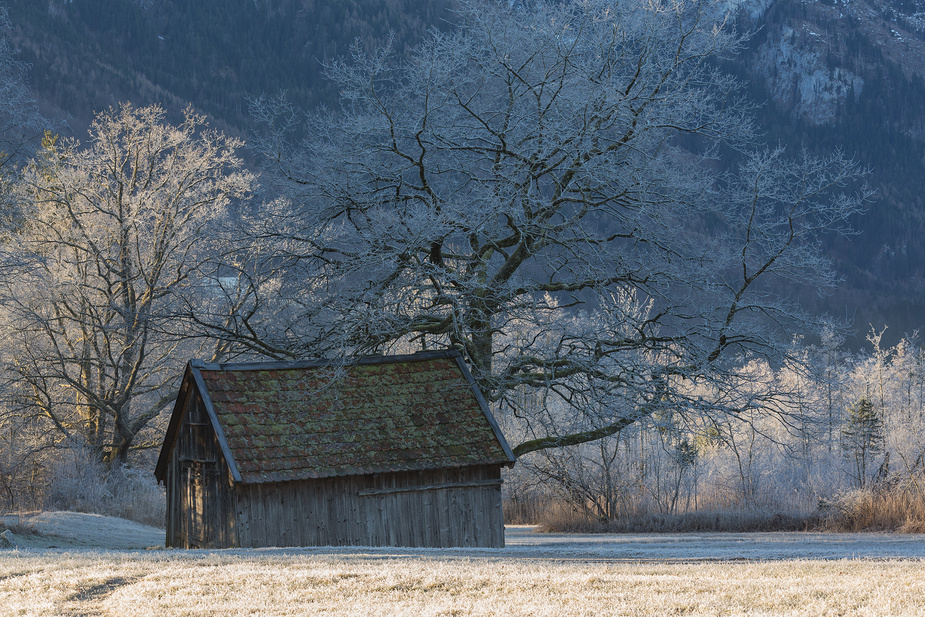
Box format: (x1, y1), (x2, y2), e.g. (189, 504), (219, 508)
(42, 445), (165, 527)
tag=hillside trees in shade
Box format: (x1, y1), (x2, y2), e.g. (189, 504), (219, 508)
(0, 104), (254, 464)
(216, 0), (871, 458)
(0, 4), (48, 199)
(6, 0), (451, 132)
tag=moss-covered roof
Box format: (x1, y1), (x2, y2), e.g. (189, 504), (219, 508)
(167, 351), (514, 484)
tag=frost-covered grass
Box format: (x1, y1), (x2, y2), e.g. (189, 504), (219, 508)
(0, 512), (163, 549)
(2, 549), (925, 616)
(4, 518), (925, 616)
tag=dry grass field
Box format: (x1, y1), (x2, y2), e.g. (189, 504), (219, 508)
(3, 514), (925, 616)
(4, 551), (925, 616)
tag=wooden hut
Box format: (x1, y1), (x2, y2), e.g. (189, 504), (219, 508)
(154, 350), (516, 549)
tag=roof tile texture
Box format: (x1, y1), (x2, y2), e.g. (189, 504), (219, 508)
(198, 356), (510, 483)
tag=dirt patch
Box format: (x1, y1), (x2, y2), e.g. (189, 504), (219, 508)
(59, 575), (142, 617)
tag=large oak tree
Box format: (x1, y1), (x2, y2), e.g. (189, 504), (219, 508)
(218, 0), (870, 457)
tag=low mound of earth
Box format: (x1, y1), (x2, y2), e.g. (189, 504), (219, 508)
(0, 511), (164, 549)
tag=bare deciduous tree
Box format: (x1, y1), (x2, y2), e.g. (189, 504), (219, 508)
(222, 0), (870, 457)
(1, 104), (254, 463)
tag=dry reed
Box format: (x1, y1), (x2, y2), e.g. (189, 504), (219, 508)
(515, 481), (925, 534)
(819, 485), (925, 532)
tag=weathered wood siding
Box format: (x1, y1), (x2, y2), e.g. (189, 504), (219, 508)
(165, 389), (238, 548)
(234, 465), (505, 548)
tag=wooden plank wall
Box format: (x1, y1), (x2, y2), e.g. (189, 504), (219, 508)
(165, 391), (238, 548)
(235, 465), (505, 548)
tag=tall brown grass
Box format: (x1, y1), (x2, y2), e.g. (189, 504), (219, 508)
(527, 499), (817, 533)
(818, 484), (925, 532)
(506, 482), (925, 534)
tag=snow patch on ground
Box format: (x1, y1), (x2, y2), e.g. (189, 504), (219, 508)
(171, 526), (925, 563)
(0, 511), (163, 549)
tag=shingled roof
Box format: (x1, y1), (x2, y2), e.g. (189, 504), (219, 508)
(156, 350), (515, 484)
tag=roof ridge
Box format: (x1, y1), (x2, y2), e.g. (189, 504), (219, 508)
(192, 349), (462, 372)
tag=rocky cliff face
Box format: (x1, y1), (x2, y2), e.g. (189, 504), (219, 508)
(755, 22), (864, 124)
(741, 0), (925, 126)
(718, 0), (925, 347)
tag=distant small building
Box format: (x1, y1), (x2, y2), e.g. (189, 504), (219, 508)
(154, 350), (515, 549)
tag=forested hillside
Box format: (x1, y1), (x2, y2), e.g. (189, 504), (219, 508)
(6, 0), (925, 346)
(6, 0), (450, 132)
(734, 0), (925, 346)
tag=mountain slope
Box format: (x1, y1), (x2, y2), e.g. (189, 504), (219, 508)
(733, 0), (925, 345)
(8, 0), (450, 133)
(6, 0), (925, 346)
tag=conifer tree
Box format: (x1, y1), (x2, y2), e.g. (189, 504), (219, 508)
(842, 397), (885, 488)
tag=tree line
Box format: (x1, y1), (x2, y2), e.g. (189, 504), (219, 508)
(509, 329), (925, 529)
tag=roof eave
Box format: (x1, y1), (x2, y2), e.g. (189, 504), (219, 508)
(154, 363), (194, 483)
(189, 359), (244, 483)
(194, 349), (463, 373)
(450, 352), (517, 466)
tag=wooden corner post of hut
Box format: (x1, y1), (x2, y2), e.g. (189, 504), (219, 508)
(154, 350), (516, 549)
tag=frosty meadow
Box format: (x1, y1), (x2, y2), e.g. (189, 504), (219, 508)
(2, 516), (925, 616)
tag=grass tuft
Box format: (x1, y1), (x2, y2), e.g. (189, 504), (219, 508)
(0, 517), (41, 537)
